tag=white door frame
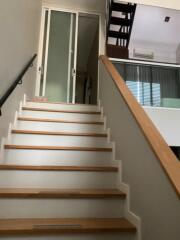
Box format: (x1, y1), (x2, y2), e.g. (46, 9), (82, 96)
(35, 6), (78, 103)
(35, 7), (48, 97)
(42, 8), (51, 97)
(35, 6), (102, 104)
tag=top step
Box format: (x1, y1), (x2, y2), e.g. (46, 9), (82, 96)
(26, 101), (99, 112)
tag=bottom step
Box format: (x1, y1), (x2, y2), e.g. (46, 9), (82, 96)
(0, 218), (136, 235)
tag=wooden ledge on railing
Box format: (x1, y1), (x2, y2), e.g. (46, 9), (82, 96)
(100, 55), (180, 197)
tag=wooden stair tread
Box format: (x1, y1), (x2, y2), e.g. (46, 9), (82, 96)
(11, 130), (107, 137)
(0, 165), (118, 172)
(5, 145), (112, 152)
(22, 107), (101, 115)
(18, 117), (104, 125)
(0, 188), (125, 198)
(108, 30), (129, 39)
(0, 218), (136, 234)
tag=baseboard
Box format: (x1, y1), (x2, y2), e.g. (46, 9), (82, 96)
(118, 163), (142, 240)
(0, 97), (24, 163)
(99, 100), (142, 240)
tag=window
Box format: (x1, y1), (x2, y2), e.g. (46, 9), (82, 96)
(126, 81), (161, 106)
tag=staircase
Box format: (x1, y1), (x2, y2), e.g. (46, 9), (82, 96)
(107, 0), (137, 58)
(0, 100), (137, 239)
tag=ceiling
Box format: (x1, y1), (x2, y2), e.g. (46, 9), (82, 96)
(130, 4), (180, 49)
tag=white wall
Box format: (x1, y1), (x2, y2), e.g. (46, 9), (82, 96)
(99, 60), (180, 240)
(42, 0), (106, 55)
(128, 3), (180, 63)
(129, 40), (177, 63)
(0, 0), (42, 141)
(110, 1), (180, 63)
(144, 106), (180, 146)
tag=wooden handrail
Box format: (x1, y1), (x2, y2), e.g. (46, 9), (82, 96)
(100, 55), (180, 196)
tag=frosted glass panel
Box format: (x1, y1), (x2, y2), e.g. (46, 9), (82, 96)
(45, 11), (71, 102)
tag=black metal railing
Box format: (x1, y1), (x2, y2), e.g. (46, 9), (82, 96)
(0, 54), (37, 116)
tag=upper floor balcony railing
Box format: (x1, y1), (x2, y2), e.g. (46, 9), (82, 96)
(111, 58), (180, 108)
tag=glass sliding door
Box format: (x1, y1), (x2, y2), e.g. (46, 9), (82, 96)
(38, 9), (77, 103)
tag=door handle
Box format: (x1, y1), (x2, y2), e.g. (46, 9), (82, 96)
(72, 69), (76, 77)
(39, 66), (43, 72)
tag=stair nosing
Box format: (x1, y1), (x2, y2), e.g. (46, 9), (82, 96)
(0, 218), (136, 234)
(0, 188), (126, 198)
(22, 107), (101, 115)
(4, 145), (112, 152)
(17, 117), (104, 125)
(11, 130), (107, 138)
(0, 165), (118, 172)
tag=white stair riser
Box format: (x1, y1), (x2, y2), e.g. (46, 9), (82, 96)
(9, 134), (111, 148)
(25, 102), (99, 111)
(1, 234), (135, 240)
(0, 171), (119, 188)
(0, 199), (124, 218)
(20, 111), (102, 122)
(4, 150), (113, 166)
(16, 121), (105, 133)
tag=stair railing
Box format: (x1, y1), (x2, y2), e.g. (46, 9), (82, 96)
(0, 54), (37, 116)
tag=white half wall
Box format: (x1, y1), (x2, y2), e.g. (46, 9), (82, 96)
(0, 0), (42, 141)
(99, 59), (180, 240)
(144, 106), (180, 146)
